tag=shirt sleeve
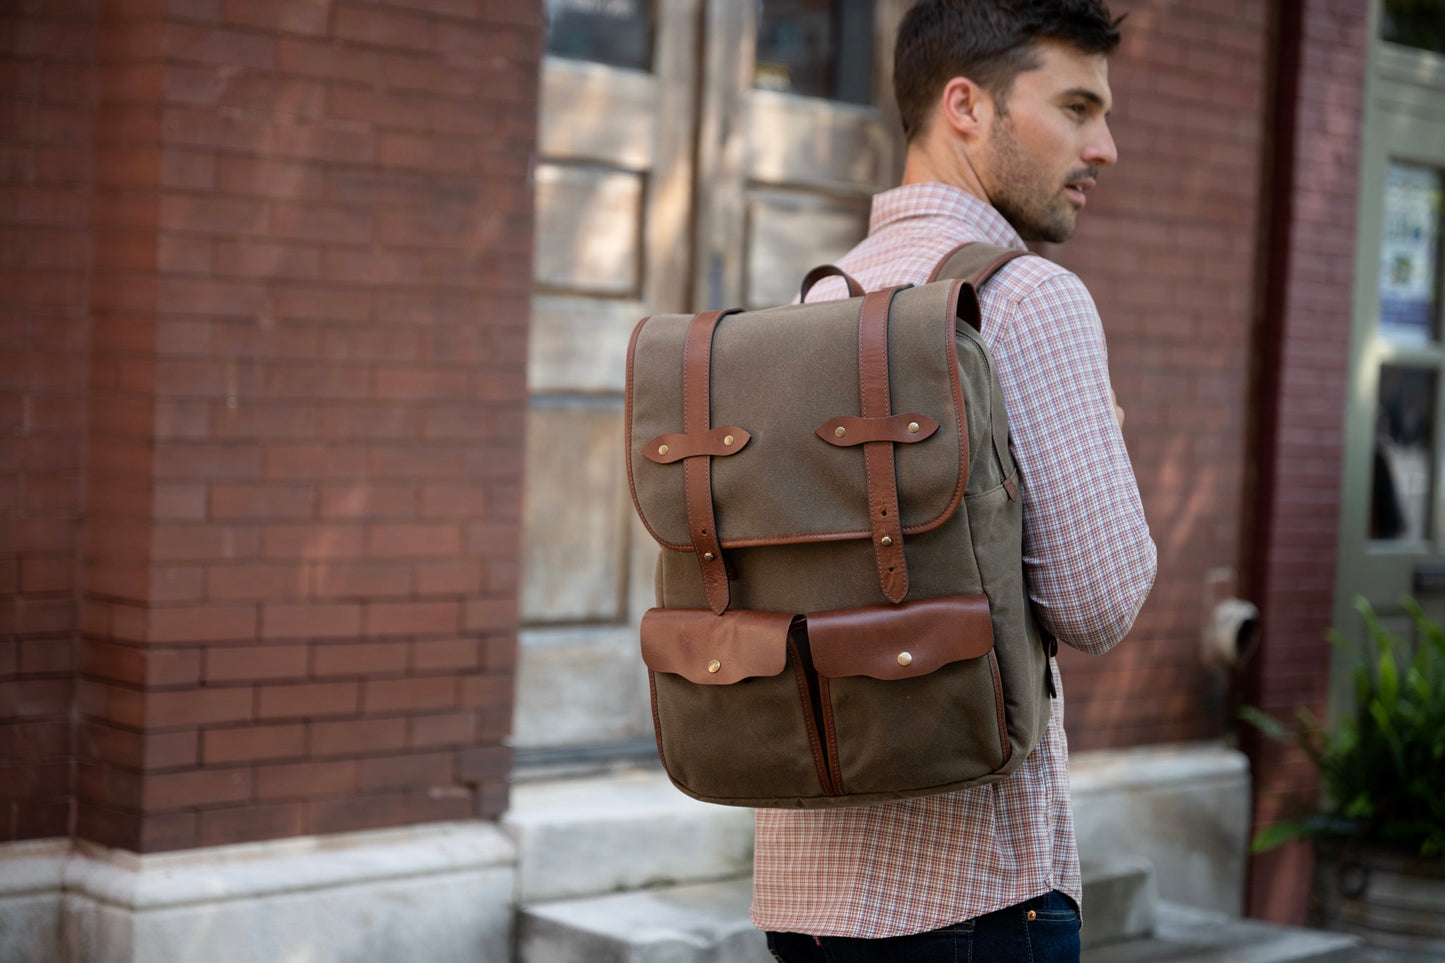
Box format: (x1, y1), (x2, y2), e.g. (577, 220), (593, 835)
(988, 271), (1157, 655)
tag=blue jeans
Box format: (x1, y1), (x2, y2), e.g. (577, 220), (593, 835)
(765, 890), (1080, 963)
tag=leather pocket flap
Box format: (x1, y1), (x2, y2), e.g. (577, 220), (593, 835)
(640, 608), (797, 684)
(807, 595), (994, 680)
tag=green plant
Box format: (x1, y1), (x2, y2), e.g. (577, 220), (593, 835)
(1240, 596), (1445, 858)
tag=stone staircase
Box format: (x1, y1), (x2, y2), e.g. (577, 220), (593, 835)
(504, 757), (1360, 963)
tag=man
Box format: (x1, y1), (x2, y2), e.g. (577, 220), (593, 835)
(758, 2), (1157, 961)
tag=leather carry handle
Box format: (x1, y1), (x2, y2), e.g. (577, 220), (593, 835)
(927, 243), (1028, 333)
(681, 307), (743, 615)
(857, 286), (909, 603)
(799, 265), (865, 302)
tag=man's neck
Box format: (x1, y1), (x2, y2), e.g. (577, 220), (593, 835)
(901, 142), (989, 204)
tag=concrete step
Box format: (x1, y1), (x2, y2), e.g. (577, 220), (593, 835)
(502, 768), (754, 903)
(1080, 856), (1157, 948)
(517, 860), (1156, 963)
(1083, 901), (1362, 963)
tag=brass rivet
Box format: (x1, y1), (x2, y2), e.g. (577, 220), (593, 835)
(834, 426), (846, 438)
(707, 659), (721, 674)
(658, 444), (669, 456)
(703, 552), (715, 561)
(1027, 910), (1037, 922)
(897, 652), (912, 667)
(723, 434), (734, 446)
(908, 421), (920, 433)
(880, 535), (892, 546)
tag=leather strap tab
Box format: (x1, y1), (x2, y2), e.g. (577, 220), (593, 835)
(815, 413), (939, 447)
(644, 425), (750, 464)
(681, 308), (740, 615)
(800, 264), (865, 302)
(857, 288), (908, 603)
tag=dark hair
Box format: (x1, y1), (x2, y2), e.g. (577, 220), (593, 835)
(894, 0), (1123, 141)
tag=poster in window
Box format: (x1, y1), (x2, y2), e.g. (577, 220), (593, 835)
(1379, 162), (1442, 344)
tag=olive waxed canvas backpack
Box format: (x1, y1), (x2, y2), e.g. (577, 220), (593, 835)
(623, 243), (1055, 809)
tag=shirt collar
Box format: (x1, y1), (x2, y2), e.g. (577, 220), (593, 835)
(868, 182), (1026, 250)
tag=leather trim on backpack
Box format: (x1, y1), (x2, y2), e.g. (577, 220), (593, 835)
(857, 287), (910, 603)
(640, 607), (795, 684)
(681, 308), (740, 614)
(806, 595), (994, 680)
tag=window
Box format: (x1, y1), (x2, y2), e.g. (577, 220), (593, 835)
(545, 0), (652, 72)
(754, 0), (874, 104)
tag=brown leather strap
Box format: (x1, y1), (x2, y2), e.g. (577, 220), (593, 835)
(799, 264), (865, 302)
(926, 243), (1028, 286)
(814, 413), (939, 447)
(857, 287), (908, 603)
(643, 425), (750, 464)
(681, 307), (740, 614)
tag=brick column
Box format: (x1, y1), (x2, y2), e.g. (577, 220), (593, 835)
(1245, 0), (1367, 924)
(0, 1), (95, 843)
(74, 0), (539, 853)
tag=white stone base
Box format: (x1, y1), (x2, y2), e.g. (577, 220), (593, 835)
(0, 822), (516, 963)
(1073, 743), (1251, 916)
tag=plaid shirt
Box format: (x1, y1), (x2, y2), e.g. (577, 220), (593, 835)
(752, 183), (1157, 939)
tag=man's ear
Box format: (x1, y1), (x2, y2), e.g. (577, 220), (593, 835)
(939, 76), (992, 143)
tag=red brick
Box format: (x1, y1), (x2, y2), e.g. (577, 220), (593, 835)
(261, 602), (361, 639)
(419, 484), (487, 519)
(144, 687), (253, 728)
(410, 638), (478, 672)
(197, 801), (305, 846)
(205, 643), (307, 682)
(319, 484), (414, 519)
(408, 711), (476, 748)
(365, 601), (458, 637)
(359, 750), (454, 791)
(206, 563), (307, 600)
(203, 724), (306, 764)
(142, 767), (252, 810)
(209, 484), (316, 521)
(312, 641), (407, 678)
(306, 790), (409, 834)
(414, 560), (481, 595)
(264, 445), (368, 479)
(366, 523), (461, 558)
(257, 759), (356, 799)
(257, 681), (359, 720)
(457, 745), (510, 782)
(457, 671), (512, 709)
(146, 604), (257, 643)
(334, 6), (433, 50)
(309, 562), (412, 598)
(262, 524), (365, 559)
(309, 716), (408, 757)
(362, 676), (455, 713)
(463, 597), (517, 632)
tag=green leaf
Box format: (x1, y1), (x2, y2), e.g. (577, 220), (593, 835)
(1238, 706), (1290, 742)
(1252, 820), (1313, 853)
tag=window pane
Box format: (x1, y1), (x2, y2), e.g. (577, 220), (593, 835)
(755, 0), (874, 105)
(546, 0), (652, 72)
(1381, 0), (1445, 56)
(1372, 365), (1437, 541)
(1379, 162), (1442, 345)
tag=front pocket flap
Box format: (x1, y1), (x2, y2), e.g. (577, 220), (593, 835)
(807, 595), (994, 680)
(640, 608), (797, 684)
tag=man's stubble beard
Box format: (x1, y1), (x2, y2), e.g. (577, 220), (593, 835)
(984, 112), (1081, 244)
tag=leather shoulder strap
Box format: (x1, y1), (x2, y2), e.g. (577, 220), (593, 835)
(926, 242), (1028, 288)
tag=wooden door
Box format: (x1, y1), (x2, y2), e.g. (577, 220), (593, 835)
(516, 0), (909, 766)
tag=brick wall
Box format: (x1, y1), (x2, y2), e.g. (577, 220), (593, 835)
(1, 0), (543, 854)
(1244, 0), (1366, 924)
(1048, 0), (1272, 750)
(0, 0), (95, 843)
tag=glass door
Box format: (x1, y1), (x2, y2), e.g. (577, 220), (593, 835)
(1334, 3), (1445, 709)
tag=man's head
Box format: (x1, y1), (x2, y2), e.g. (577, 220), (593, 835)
(895, 0), (1124, 242)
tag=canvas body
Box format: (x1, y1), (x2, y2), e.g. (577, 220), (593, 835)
(624, 244), (1051, 808)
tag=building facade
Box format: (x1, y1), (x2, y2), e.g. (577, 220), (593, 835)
(1, 0), (1442, 958)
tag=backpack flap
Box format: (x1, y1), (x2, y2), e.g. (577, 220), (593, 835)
(639, 608), (797, 684)
(625, 281), (971, 558)
(806, 595), (994, 680)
